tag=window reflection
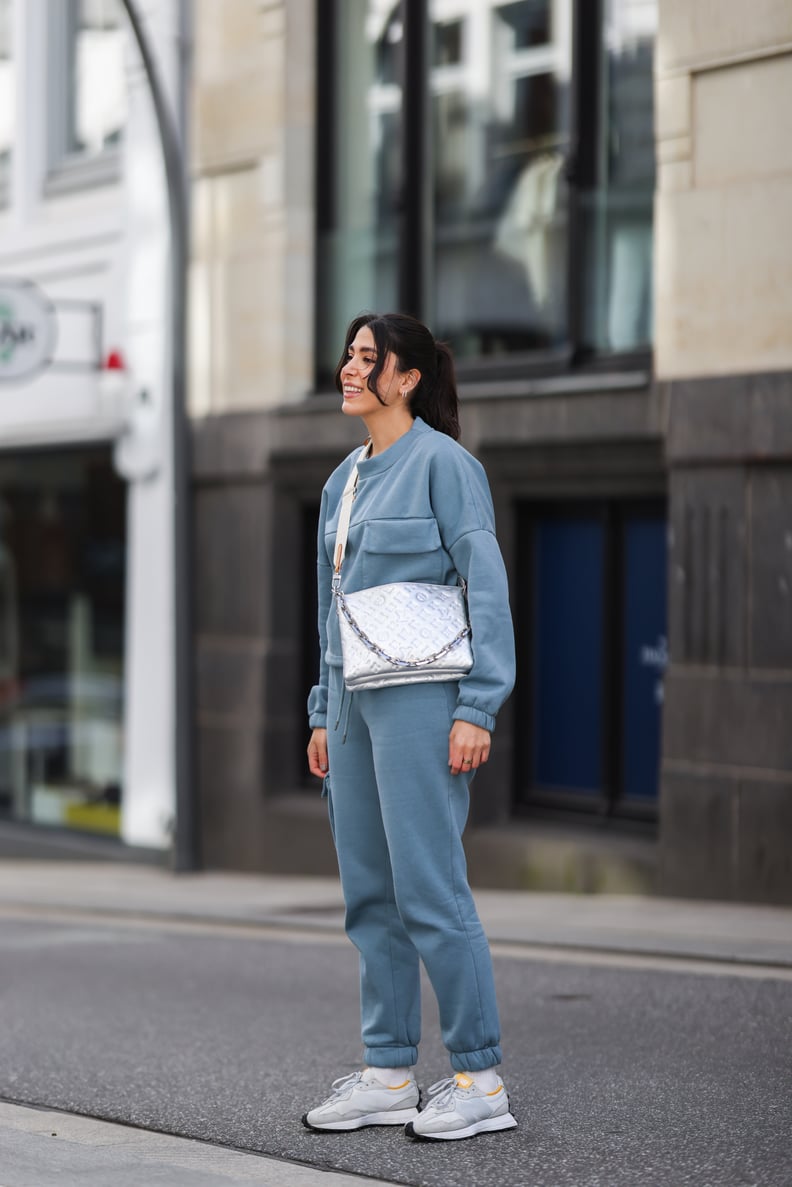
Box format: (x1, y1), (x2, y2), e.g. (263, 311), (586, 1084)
(581, 0), (657, 353)
(69, 0), (127, 157)
(317, 0), (657, 371)
(0, 0), (13, 208)
(431, 0), (571, 356)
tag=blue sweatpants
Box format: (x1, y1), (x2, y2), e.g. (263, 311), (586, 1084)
(325, 667), (503, 1073)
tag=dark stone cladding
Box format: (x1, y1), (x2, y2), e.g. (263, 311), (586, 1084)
(189, 376), (668, 884)
(660, 370), (792, 903)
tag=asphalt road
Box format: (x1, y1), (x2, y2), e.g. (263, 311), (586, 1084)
(0, 913), (790, 1187)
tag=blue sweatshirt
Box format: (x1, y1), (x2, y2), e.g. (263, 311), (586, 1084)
(308, 417), (516, 732)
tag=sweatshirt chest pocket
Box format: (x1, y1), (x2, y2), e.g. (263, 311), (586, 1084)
(361, 517), (444, 586)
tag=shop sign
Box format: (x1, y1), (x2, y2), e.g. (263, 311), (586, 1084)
(0, 279), (58, 382)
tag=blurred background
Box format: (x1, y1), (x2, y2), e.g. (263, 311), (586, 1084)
(0, 0), (790, 903)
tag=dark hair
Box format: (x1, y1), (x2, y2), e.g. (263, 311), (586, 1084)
(334, 312), (460, 440)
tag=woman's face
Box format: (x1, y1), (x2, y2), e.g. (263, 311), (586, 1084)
(339, 326), (408, 420)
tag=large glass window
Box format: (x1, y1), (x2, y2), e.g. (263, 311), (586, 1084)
(0, 0), (13, 209)
(48, 0), (128, 187)
(516, 500), (666, 817)
(579, 0), (657, 354)
(0, 449), (126, 837)
(316, 0), (657, 377)
(431, 0), (571, 356)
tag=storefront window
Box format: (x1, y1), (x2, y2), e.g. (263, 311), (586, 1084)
(0, 0), (13, 209)
(0, 449), (126, 836)
(431, 0), (571, 356)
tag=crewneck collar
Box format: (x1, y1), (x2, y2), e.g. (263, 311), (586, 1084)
(357, 416), (430, 476)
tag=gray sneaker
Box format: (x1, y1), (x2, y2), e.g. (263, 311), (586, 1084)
(405, 1072), (517, 1141)
(302, 1068), (420, 1132)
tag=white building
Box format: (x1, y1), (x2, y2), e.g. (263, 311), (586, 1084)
(0, 0), (186, 853)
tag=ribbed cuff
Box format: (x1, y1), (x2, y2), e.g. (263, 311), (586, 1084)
(450, 1044), (502, 1072)
(452, 705), (496, 732)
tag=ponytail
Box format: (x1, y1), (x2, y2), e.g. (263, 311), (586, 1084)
(411, 341), (460, 441)
(335, 312), (461, 441)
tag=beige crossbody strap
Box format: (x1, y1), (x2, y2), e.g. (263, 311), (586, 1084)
(333, 441), (372, 576)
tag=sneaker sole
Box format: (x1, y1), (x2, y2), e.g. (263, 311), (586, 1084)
(405, 1111), (518, 1141)
(302, 1106), (419, 1132)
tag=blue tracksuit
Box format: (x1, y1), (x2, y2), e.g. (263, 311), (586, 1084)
(308, 417), (515, 1072)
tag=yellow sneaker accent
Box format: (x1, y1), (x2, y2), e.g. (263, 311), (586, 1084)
(455, 1073), (474, 1090)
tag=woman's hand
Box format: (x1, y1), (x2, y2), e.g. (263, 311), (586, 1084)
(448, 721), (491, 776)
(307, 728), (329, 779)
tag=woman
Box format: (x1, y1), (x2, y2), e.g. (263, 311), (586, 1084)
(305, 312), (517, 1142)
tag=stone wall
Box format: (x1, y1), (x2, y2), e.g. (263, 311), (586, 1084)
(189, 0), (315, 415)
(654, 0), (792, 379)
(656, 1), (792, 902)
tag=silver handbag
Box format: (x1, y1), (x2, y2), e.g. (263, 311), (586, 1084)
(331, 443), (473, 692)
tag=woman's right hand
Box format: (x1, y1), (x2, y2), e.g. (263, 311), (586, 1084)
(307, 728), (329, 779)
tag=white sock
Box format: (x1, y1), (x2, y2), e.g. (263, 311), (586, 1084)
(366, 1065), (413, 1087)
(466, 1067), (500, 1093)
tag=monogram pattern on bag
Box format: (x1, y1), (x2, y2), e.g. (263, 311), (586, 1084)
(335, 581), (473, 690)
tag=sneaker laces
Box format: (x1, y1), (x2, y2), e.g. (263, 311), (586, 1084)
(321, 1070), (364, 1103)
(423, 1076), (467, 1112)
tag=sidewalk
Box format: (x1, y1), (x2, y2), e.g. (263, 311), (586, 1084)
(1, 858), (791, 968)
(0, 1100), (401, 1187)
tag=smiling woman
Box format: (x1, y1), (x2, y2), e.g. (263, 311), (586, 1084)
(303, 311), (518, 1141)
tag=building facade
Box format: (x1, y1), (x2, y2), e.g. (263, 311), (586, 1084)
(0, 0), (185, 852)
(189, 0), (792, 904)
(3, 1), (790, 904)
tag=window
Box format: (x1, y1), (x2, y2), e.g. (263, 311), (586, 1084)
(316, 0), (657, 380)
(515, 500), (666, 817)
(316, 0), (404, 380)
(431, 0), (572, 358)
(47, 0), (128, 192)
(0, 0), (13, 209)
(578, 0), (657, 354)
(0, 449), (126, 836)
